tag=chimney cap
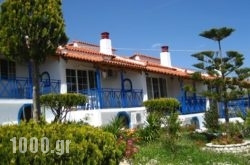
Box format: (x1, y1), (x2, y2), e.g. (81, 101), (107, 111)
(101, 32), (110, 39)
(161, 46), (169, 52)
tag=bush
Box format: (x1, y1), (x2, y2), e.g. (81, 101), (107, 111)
(102, 117), (124, 139)
(241, 109), (250, 138)
(102, 117), (139, 159)
(0, 121), (124, 165)
(203, 102), (219, 133)
(117, 129), (139, 159)
(137, 112), (162, 143)
(40, 93), (87, 123)
(165, 111), (181, 152)
(143, 98), (180, 114)
(212, 122), (244, 145)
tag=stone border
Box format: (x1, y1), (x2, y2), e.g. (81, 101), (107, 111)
(204, 140), (250, 154)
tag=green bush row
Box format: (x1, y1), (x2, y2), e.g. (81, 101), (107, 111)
(143, 97), (180, 114)
(0, 122), (124, 165)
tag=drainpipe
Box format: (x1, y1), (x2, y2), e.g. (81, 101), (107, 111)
(179, 79), (186, 114)
(96, 68), (102, 109)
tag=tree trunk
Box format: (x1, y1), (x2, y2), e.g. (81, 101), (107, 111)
(31, 59), (41, 121)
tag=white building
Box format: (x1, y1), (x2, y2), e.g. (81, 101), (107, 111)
(0, 32), (211, 128)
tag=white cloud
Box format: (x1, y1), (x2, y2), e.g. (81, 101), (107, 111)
(151, 43), (162, 48)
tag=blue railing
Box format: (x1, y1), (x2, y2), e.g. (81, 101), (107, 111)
(80, 88), (143, 109)
(0, 77), (60, 99)
(219, 97), (249, 118)
(40, 79), (61, 95)
(178, 94), (250, 117)
(178, 96), (207, 114)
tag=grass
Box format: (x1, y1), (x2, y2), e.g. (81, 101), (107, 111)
(131, 131), (250, 165)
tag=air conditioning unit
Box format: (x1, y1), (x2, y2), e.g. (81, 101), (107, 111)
(130, 111), (145, 128)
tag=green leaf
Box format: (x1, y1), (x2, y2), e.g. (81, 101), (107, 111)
(199, 27), (235, 41)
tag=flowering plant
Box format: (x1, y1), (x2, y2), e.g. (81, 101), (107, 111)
(117, 128), (140, 158)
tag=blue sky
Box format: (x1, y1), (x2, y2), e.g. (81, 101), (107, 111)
(63, 0), (249, 69)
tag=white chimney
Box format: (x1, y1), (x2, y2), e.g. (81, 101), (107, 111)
(160, 46), (171, 67)
(73, 41), (78, 47)
(100, 32), (112, 55)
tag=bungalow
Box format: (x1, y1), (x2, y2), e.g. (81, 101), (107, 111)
(0, 32), (248, 127)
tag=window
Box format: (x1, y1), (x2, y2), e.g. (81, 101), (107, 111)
(152, 78), (159, 98)
(159, 78), (167, 97)
(77, 70), (88, 91)
(66, 69), (96, 93)
(146, 77), (152, 99)
(88, 70), (96, 89)
(146, 77), (167, 99)
(0, 59), (16, 79)
(66, 69), (76, 93)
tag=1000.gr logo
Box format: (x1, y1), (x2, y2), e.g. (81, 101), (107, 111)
(10, 137), (71, 155)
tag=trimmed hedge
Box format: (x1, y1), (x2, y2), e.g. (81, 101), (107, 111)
(143, 98), (180, 114)
(0, 122), (124, 165)
(40, 93), (87, 122)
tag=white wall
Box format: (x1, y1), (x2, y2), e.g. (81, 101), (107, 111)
(15, 56), (62, 79)
(101, 70), (121, 89)
(122, 71), (148, 101)
(0, 99), (32, 125)
(40, 56), (61, 80)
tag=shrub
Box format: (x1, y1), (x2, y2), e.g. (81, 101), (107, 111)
(0, 121), (124, 165)
(244, 109), (250, 126)
(102, 117), (124, 139)
(143, 98), (180, 114)
(117, 129), (139, 159)
(165, 111), (181, 152)
(241, 109), (250, 138)
(40, 93), (87, 123)
(203, 102), (220, 133)
(212, 122), (244, 145)
(102, 117), (139, 160)
(136, 112), (162, 143)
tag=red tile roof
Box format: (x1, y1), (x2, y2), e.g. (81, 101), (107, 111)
(130, 53), (160, 64)
(56, 43), (193, 78)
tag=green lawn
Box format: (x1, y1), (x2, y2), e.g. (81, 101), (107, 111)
(132, 132), (250, 165)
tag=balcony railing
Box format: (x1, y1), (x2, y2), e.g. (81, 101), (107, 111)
(80, 88), (143, 109)
(219, 97), (250, 118)
(0, 77), (60, 99)
(178, 95), (250, 117)
(178, 96), (207, 114)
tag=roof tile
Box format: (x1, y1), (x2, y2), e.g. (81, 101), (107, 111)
(56, 44), (194, 78)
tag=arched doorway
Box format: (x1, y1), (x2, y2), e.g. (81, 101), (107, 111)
(117, 111), (130, 128)
(17, 104), (32, 123)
